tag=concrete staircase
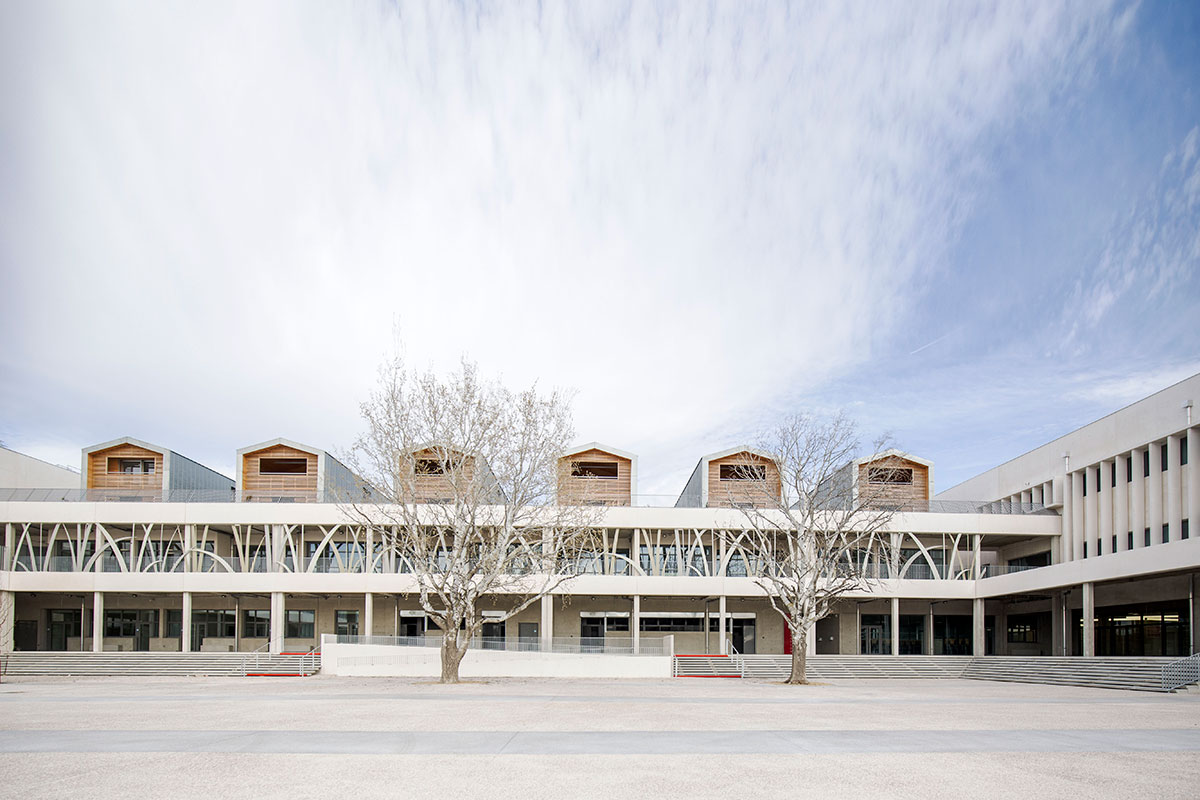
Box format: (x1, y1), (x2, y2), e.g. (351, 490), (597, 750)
(2, 651), (320, 677)
(960, 656), (1174, 693)
(673, 654), (1188, 692)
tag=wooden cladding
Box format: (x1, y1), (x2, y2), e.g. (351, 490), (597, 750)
(858, 455), (929, 508)
(87, 444), (164, 491)
(402, 448), (478, 503)
(558, 449), (631, 506)
(707, 452), (780, 508)
(242, 445), (317, 499)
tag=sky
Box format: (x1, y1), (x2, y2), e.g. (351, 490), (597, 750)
(1, 1), (1198, 499)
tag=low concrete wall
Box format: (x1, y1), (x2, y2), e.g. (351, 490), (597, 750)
(323, 642), (673, 678)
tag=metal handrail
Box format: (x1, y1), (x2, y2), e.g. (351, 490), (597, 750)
(240, 642), (270, 676)
(1162, 652), (1200, 691)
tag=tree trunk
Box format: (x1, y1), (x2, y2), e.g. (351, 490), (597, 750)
(786, 626), (808, 685)
(439, 628), (467, 683)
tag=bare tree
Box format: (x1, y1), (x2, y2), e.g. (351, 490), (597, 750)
(723, 412), (899, 685)
(342, 356), (601, 683)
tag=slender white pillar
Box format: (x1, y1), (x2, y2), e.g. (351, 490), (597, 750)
(1149, 442), (1165, 545)
(269, 592), (285, 654)
(1061, 474), (1073, 563)
(4, 522), (15, 570)
(924, 605), (934, 655)
(1188, 427), (1199, 540)
(1071, 471), (1085, 560)
(1099, 461), (1113, 555)
(1051, 592), (1065, 656)
(718, 595), (727, 655)
(539, 594), (553, 651)
(890, 597), (900, 656)
(234, 597), (241, 651)
(1081, 582), (1095, 657)
(92, 591), (104, 652)
(1167, 435), (1182, 542)
(632, 594), (640, 655)
(806, 621), (816, 657)
(972, 598), (985, 657)
(1132, 448), (1147, 548)
(184, 524), (196, 572)
(364, 592), (374, 637)
(181, 591), (193, 653)
(1115, 454), (1130, 552)
(1084, 466), (1098, 557)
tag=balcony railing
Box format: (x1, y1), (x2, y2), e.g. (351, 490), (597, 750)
(0, 486), (1052, 514)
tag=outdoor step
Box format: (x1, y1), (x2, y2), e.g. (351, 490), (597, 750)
(2, 651), (321, 677)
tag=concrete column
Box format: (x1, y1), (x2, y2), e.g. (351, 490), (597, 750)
(1051, 592), (1065, 656)
(632, 594), (641, 655)
(540, 594), (553, 651)
(1132, 448), (1147, 548)
(1060, 473), (1072, 564)
(181, 591), (193, 653)
(806, 621), (816, 657)
(4, 522), (14, 571)
(1188, 428), (1199, 541)
(890, 597), (900, 656)
(393, 596), (399, 637)
(1082, 582), (1095, 657)
(1149, 442), (1165, 545)
(718, 595), (727, 655)
(972, 598), (985, 657)
(1071, 472), (1085, 561)
(972, 535), (982, 579)
(1099, 461), (1113, 555)
(1191, 574), (1198, 656)
(1084, 466), (1098, 557)
(184, 524), (196, 572)
(364, 592), (374, 637)
(92, 591), (104, 652)
(1167, 435), (1183, 542)
(269, 592), (285, 654)
(995, 606), (1007, 656)
(365, 527), (374, 574)
(1115, 454), (1130, 552)
(0, 591), (14, 653)
(924, 604), (934, 655)
(234, 597), (241, 651)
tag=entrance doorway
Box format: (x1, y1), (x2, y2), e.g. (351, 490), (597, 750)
(399, 616), (423, 638)
(816, 615), (839, 654)
(518, 622), (539, 649)
(15, 620), (37, 651)
(860, 615), (890, 654)
(580, 617), (603, 651)
(48, 609), (82, 651)
(482, 619), (506, 650)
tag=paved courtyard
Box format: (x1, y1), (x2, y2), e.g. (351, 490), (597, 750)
(1, 675), (1198, 798)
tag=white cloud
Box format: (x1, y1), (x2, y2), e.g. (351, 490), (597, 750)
(0, 1), (1128, 493)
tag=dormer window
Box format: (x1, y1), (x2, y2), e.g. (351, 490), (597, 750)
(109, 458), (154, 474)
(415, 458), (459, 475)
(720, 464), (766, 481)
(571, 461), (619, 479)
(869, 467), (913, 485)
(260, 457), (308, 475)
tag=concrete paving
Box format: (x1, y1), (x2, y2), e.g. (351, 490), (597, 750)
(1, 676), (1198, 798)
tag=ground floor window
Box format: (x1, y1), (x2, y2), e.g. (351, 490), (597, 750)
(1007, 614), (1038, 643)
(286, 609), (315, 638)
(1073, 600), (1189, 656)
(335, 610), (359, 636)
(933, 615), (973, 655)
(192, 610), (235, 639)
(243, 609), (270, 638)
(104, 609), (159, 638)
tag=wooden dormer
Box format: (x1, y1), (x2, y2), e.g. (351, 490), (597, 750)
(557, 443), (637, 506)
(676, 446), (782, 508)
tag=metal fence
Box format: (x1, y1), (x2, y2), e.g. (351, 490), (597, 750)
(1162, 652), (1200, 691)
(0, 486), (1052, 514)
(323, 633), (670, 656)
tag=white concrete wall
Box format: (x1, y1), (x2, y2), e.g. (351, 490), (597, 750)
(0, 447), (79, 489)
(322, 641), (673, 678)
